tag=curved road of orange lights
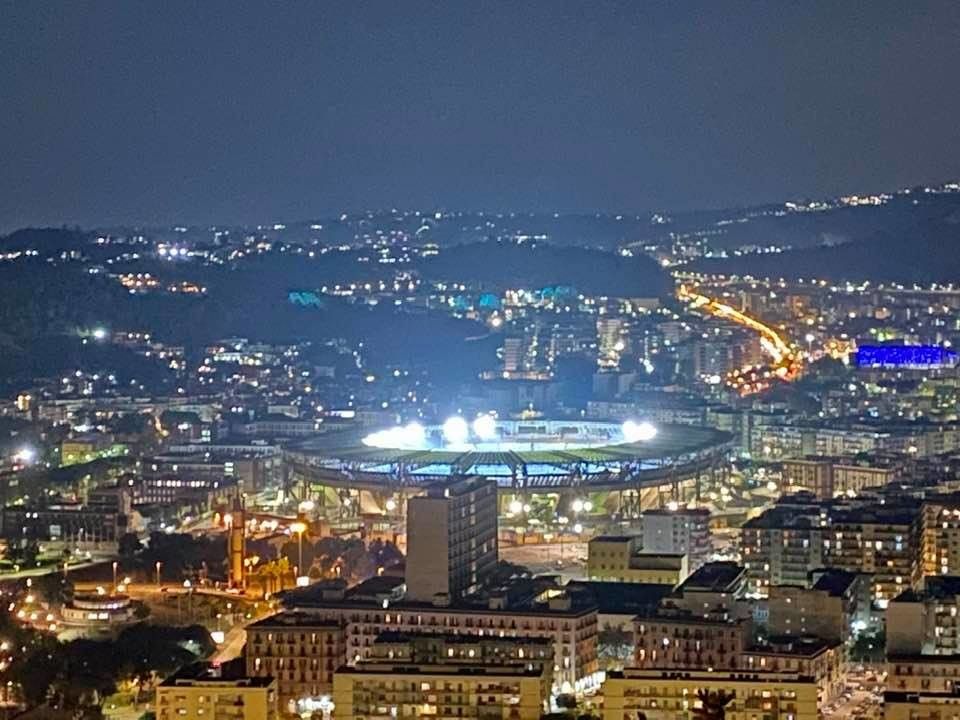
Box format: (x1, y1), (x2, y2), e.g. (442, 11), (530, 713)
(678, 285), (803, 395)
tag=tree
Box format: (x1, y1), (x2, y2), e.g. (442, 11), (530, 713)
(119, 532), (143, 559)
(3, 538), (39, 566)
(33, 572), (72, 606)
(597, 625), (633, 664)
(692, 689), (735, 720)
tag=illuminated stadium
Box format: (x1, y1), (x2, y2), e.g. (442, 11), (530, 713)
(285, 418), (733, 493)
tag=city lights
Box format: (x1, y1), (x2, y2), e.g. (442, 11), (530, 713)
(13, 447), (35, 465)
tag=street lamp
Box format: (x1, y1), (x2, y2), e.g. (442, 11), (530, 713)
(155, 561), (162, 587)
(558, 515), (569, 563)
(112, 561), (118, 591)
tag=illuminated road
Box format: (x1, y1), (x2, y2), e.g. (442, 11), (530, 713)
(211, 621), (249, 663)
(678, 285), (802, 395)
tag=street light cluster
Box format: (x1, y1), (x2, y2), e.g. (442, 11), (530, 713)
(362, 414), (499, 450)
(508, 499), (531, 514)
(442, 414), (499, 446)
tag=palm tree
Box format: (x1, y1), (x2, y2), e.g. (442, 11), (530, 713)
(692, 689), (735, 720)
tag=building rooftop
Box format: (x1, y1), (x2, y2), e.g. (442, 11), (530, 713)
(590, 534), (636, 543)
(676, 561), (745, 594)
(421, 475), (496, 498)
(247, 611), (342, 630)
(750, 635), (838, 657)
(887, 654), (960, 664)
(565, 581), (673, 616)
(607, 668), (816, 683)
(828, 504), (918, 526)
(628, 552), (686, 570)
(810, 569), (858, 597)
(893, 575), (960, 603)
(338, 662), (542, 678)
(282, 576), (596, 617)
(373, 630), (552, 646)
(161, 659), (274, 688)
(642, 507), (710, 518)
(742, 505), (821, 531)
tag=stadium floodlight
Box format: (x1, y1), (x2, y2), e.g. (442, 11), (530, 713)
(622, 419), (657, 443)
(400, 421), (426, 448)
(362, 421), (427, 449)
(472, 414), (497, 441)
(442, 416), (469, 446)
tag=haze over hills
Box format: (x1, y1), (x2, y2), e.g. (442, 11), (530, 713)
(691, 216), (960, 285)
(2, 179), (959, 383)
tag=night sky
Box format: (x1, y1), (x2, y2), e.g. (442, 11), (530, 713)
(2, 1), (959, 231)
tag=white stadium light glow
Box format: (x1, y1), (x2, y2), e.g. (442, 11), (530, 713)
(508, 499), (523, 514)
(400, 421), (426, 448)
(363, 421), (426, 449)
(473, 414), (497, 441)
(442, 416), (469, 445)
(622, 419), (657, 443)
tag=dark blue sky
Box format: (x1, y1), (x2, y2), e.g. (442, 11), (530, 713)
(2, 1), (959, 231)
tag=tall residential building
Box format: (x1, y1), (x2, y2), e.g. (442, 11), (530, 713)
(405, 476), (498, 602)
(887, 576), (960, 656)
(244, 612), (345, 715)
(363, 631), (554, 680)
(742, 496), (921, 603)
(782, 455), (900, 499)
(633, 612), (751, 670)
(822, 504), (919, 605)
(601, 669), (819, 720)
(640, 507), (711, 571)
(665, 561), (751, 620)
(333, 663), (544, 720)
(156, 660), (278, 720)
(741, 502), (825, 596)
(596, 317), (629, 368)
(919, 493), (960, 577)
(501, 336), (526, 375)
(281, 575), (599, 693)
(767, 570), (866, 645)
